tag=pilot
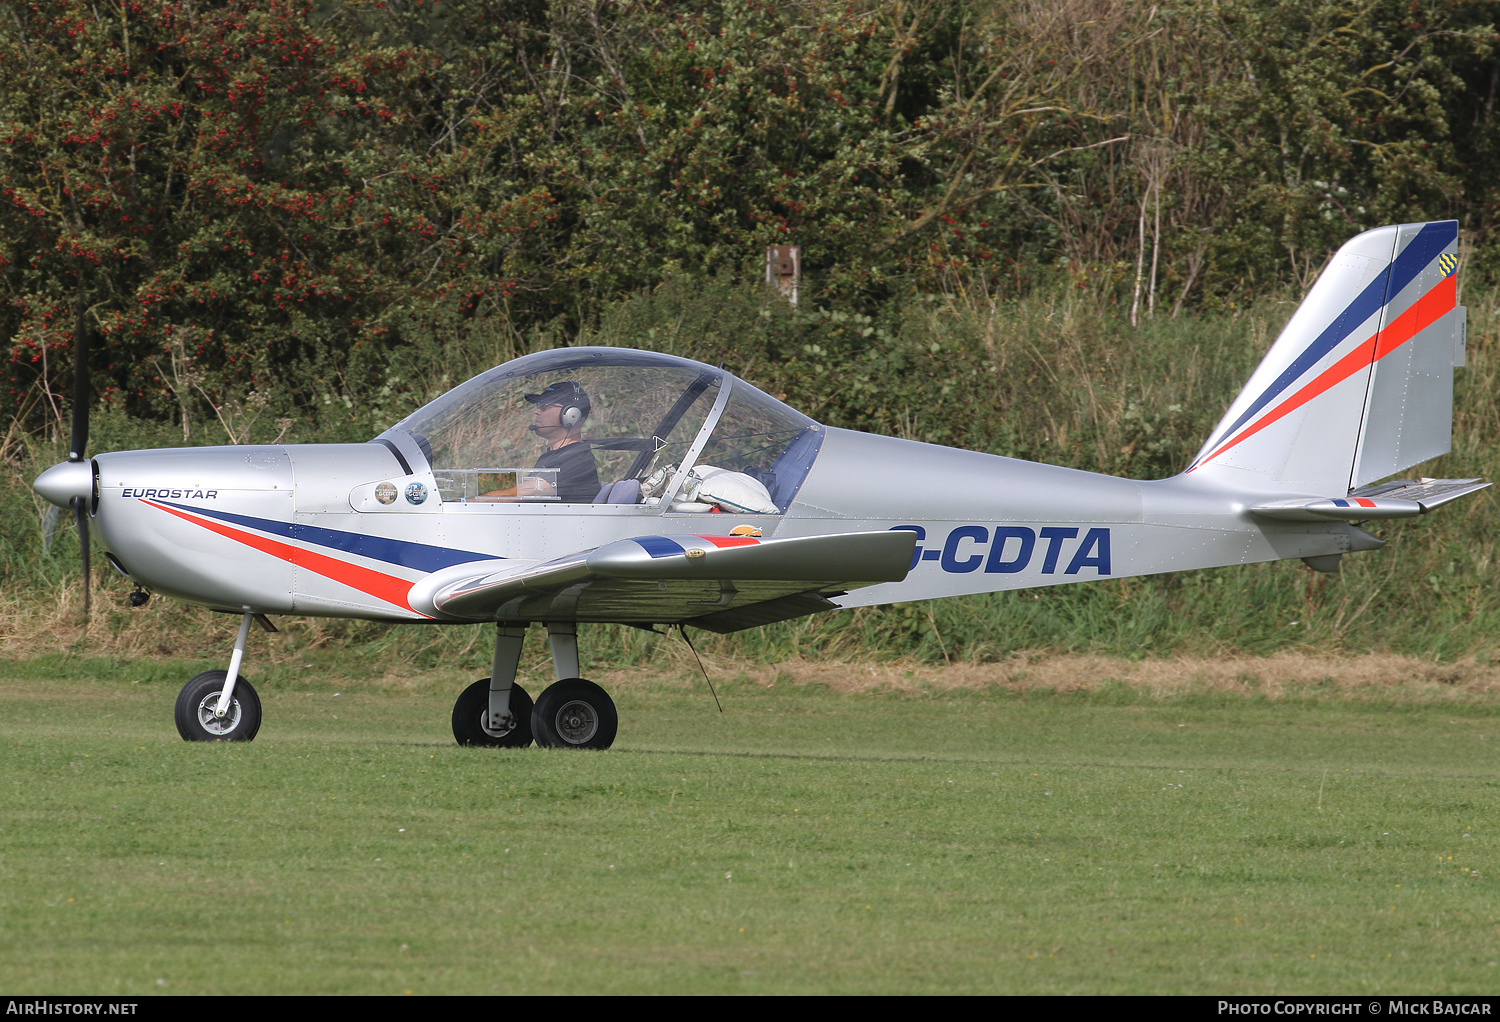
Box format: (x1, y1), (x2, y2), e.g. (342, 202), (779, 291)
(518, 380), (601, 502)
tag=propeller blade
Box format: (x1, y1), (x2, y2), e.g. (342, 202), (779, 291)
(74, 497), (90, 620)
(69, 304), (90, 463)
(41, 505), (60, 554)
(69, 302), (91, 621)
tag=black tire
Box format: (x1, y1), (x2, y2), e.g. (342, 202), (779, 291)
(175, 670), (262, 742)
(532, 679), (617, 750)
(452, 680), (533, 748)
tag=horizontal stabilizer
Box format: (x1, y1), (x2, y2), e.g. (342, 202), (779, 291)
(1249, 478), (1487, 521)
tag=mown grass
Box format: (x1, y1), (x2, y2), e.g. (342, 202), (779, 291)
(1, 663), (1497, 995)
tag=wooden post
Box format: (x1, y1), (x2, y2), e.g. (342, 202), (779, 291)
(766, 245), (800, 307)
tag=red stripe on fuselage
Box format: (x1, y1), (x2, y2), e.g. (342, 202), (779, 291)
(143, 500), (419, 613)
(1192, 274), (1456, 471)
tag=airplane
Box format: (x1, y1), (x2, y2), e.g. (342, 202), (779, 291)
(32, 219), (1487, 749)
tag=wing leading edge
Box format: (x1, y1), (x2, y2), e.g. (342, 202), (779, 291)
(409, 530), (918, 632)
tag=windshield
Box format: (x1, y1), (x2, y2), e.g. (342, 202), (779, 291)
(695, 379), (822, 512)
(383, 349), (724, 503)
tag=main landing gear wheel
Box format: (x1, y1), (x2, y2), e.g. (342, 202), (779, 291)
(175, 670), (262, 742)
(452, 680), (534, 748)
(532, 679), (617, 750)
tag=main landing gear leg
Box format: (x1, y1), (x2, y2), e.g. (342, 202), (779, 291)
(547, 621), (580, 682)
(533, 622), (618, 750)
(489, 624), (529, 728)
(174, 611), (263, 742)
(451, 624), (533, 747)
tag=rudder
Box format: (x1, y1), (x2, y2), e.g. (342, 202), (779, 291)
(1350, 223), (1466, 487)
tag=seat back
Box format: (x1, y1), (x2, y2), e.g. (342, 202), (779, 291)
(593, 479), (642, 504)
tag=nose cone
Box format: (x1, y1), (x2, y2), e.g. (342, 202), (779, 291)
(34, 460), (93, 508)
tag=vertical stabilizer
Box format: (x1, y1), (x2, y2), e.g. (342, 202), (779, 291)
(1186, 221), (1462, 494)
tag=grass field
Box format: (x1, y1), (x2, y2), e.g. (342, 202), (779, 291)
(1, 656), (1497, 995)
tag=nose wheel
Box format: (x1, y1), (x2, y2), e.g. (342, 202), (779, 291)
(175, 670), (262, 742)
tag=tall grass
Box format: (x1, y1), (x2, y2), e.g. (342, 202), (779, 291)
(3, 279), (1497, 668)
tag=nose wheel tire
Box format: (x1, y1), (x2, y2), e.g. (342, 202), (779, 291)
(175, 670), (262, 742)
(533, 679), (617, 750)
(452, 680), (534, 748)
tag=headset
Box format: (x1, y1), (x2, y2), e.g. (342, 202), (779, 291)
(527, 380), (590, 431)
(558, 395), (586, 429)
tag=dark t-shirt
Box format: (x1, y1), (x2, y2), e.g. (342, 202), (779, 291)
(533, 441), (600, 503)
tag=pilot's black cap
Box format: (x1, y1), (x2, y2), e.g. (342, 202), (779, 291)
(524, 380), (590, 412)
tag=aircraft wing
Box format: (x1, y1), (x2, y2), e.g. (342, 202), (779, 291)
(410, 530), (918, 632)
(1248, 478), (1489, 521)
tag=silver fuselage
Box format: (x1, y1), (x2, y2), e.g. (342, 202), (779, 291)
(88, 428), (1359, 623)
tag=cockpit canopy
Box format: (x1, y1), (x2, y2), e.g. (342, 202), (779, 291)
(379, 348), (823, 510)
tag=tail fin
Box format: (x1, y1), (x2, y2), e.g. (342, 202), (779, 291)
(1186, 221), (1466, 493)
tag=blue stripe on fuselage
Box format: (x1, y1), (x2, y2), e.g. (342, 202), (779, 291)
(155, 501), (495, 573)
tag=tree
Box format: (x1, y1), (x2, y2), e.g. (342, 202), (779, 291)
(0, 0), (547, 436)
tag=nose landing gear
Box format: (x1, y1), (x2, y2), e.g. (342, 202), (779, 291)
(175, 611), (271, 742)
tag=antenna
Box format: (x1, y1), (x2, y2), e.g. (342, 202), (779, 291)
(677, 624), (722, 713)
